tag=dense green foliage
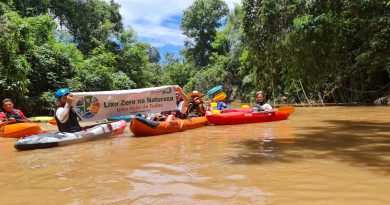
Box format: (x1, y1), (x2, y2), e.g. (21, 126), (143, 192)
(181, 0), (390, 104)
(0, 1), (159, 115)
(0, 0), (389, 116)
(241, 0), (390, 104)
(181, 0), (229, 67)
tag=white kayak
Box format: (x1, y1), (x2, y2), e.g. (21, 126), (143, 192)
(14, 120), (127, 150)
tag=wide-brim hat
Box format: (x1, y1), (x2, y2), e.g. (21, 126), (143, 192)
(187, 91), (204, 98)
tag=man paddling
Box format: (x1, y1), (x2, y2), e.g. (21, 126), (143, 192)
(0, 99), (28, 126)
(55, 88), (82, 132)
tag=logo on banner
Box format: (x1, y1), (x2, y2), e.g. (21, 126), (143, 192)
(74, 96), (100, 119)
(150, 87), (172, 95)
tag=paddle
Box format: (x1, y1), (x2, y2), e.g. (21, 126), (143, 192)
(277, 106), (295, 114)
(0, 119), (29, 128)
(198, 85), (223, 99)
(82, 121), (108, 130)
(213, 92), (227, 101)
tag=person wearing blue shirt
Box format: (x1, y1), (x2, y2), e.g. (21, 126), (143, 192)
(216, 96), (230, 110)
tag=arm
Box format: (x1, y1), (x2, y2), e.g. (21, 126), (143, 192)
(199, 103), (207, 115)
(56, 104), (71, 123)
(262, 103), (273, 111)
(0, 113), (11, 126)
(176, 86), (189, 114)
(0, 121), (9, 128)
(16, 110), (28, 120)
(0, 112), (5, 121)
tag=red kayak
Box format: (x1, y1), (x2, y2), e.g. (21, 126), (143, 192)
(206, 106), (295, 125)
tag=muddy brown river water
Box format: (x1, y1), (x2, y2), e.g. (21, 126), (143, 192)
(0, 106), (389, 204)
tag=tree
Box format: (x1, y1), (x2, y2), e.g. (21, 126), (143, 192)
(181, 0), (228, 67)
(242, 0), (390, 103)
(11, 0), (124, 55)
(161, 52), (194, 87)
(68, 46), (135, 92)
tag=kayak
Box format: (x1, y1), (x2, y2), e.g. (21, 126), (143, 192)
(130, 117), (207, 137)
(206, 107), (295, 125)
(14, 120), (126, 150)
(48, 118), (57, 125)
(28, 116), (54, 122)
(209, 108), (251, 114)
(48, 115), (134, 124)
(0, 123), (42, 138)
(107, 115), (135, 122)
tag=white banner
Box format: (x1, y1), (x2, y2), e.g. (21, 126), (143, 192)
(70, 86), (177, 121)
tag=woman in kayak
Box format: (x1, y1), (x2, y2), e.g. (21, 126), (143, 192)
(0, 98), (28, 125)
(253, 91), (273, 112)
(55, 88), (82, 133)
(186, 91), (207, 117)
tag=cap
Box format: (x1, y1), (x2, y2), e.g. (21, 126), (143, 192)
(55, 88), (70, 100)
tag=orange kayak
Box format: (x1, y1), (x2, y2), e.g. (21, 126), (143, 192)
(130, 117), (208, 137)
(0, 123), (42, 138)
(48, 119), (57, 125)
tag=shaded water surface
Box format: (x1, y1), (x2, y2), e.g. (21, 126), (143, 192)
(0, 107), (389, 204)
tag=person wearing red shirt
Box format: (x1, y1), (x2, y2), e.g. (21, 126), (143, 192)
(0, 99), (28, 126)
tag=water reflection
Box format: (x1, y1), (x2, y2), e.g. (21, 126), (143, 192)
(227, 119), (390, 174)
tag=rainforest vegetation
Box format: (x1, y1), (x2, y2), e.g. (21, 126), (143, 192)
(0, 0), (389, 115)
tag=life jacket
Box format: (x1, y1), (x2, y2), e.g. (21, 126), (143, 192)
(253, 102), (265, 112)
(256, 101), (265, 106)
(0, 109), (24, 122)
(186, 101), (206, 117)
(55, 106), (82, 133)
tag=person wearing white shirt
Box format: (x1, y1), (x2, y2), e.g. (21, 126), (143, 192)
(54, 88), (82, 132)
(253, 91), (273, 112)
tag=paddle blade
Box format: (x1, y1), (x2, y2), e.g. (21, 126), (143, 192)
(278, 106), (295, 114)
(213, 92), (227, 101)
(241, 104), (250, 108)
(205, 85), (222, 95)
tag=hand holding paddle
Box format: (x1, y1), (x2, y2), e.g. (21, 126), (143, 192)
(0, 118), (29, 128)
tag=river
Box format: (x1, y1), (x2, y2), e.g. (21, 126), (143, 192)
(0, 106), (389, 204)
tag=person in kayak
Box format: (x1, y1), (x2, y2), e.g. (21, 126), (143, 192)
(186, 91), (207, 117)
(253, 91), (273, 112)
(0, 99), (28, 125)
(55, 88), (82, 133)
(165, 86), (189, 121)
(216, 95), (230, 111)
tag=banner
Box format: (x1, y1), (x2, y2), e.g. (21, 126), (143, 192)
(70, 86), (176, 121)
